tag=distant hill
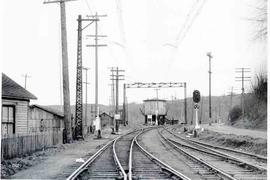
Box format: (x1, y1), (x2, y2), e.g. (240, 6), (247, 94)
(46, 94), (267, 130)
(126, 94), (242, 127)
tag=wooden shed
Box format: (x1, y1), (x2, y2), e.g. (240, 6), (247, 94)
(99, 112), (113, 128)
(28, 105), (64, 133)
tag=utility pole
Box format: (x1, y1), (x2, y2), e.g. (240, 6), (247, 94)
(86, 13), (107, 121)
(74, 15), (97, 140)
(44, 0), (75, 143)
(199, 94), (203, 124)
(82, 67), (90, 136)
(184, 82), (187, 124)
(228, 87), (234, 109)
(235, 68), (251, 119)
(110, 67), (125, 132)
(123, 84), (126, 126)
(126, 96), (129, 125)
(109, 67), (116, 112)
(109, 67), (116, 132)
(154, 88), (160, 99)
(154, 88), (160, 125)
(191, 98), (194, 125)
(22, 74), (31, 89)
(74, 15), (83, 140)
(207, 52), (213, 125)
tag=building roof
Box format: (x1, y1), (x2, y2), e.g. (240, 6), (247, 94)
(31, 104), (64, 118)
(143, 98), (166, 102)
(100, 112), (113, 119)
(2, 73), (37, 100)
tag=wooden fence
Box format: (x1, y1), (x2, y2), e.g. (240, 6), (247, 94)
(1, 129), (63, 160)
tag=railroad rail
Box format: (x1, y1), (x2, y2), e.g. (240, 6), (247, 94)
(66, 135), (122, 180)
(164, 126), (267, 170)
(67, 127), (190, 180)
(129, 128), (191, 180)
(66, 130), (140, 180)
(159, 128), (267, 180)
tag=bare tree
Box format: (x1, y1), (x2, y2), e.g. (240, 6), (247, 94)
(248, 0), (267, 41)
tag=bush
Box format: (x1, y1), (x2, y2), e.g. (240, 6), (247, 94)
(238, 73), (267, 129)
(228, 105), (242, 125)
(252, 73), (267, 103)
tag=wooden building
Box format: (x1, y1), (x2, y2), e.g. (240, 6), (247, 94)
(99, 112), (113, 128)
(1, 74), (64, 159)
(28, 105), (64, 133)
(2, 73), (37, 136)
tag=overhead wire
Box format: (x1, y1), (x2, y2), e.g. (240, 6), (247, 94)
(164, 0), (207, 80)
(114, 0), (136, 83)
(176, 0), (207, 46)
(83, 0), (121, 65)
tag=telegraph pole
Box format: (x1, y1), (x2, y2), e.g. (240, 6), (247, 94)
(82, 67), (90, 136)
(184, 82), (187, 124)
(207, 52), (213, 125)
(22, 74), (31, 89)
(110, 67), (125, 132)
(123, 84), (126, 126)
(235, 68), (251, 119)
(86, 13), (107, 119)
(109, 67), (116, 132)
(109, 67), (116, 112)
(44, 0), (74, 143)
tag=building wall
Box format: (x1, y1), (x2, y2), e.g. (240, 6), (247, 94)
(144, 101), (167, 115)
(100, 114), (112, 128)
(2, 98), (29, 135)
(28, 107), (64, 133)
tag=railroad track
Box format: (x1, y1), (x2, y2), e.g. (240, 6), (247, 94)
(165, 126), (267, 169)
(129, 128), (190, 180)
(159, 127), (267, 180)
(66, 135), (123, 180)
(67, 127), (189, 180)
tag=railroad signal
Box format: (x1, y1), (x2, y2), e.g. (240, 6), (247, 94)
(193, 90), (201, 103)
(194, 104), (200, 109)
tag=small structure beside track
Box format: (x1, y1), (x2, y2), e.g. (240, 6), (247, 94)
(142, 99), (167, 125)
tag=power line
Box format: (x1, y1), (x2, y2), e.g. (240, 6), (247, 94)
(115, 0), (127, 45)
(83, 0), (94, 15)
(176, 0), (207, 46)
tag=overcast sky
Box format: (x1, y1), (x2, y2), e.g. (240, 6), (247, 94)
(1, 0), (267, 106)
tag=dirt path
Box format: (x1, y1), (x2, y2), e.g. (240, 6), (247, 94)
(200, 123), (267, 139)
(9, 128), (130, 179)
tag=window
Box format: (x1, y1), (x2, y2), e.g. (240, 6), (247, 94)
(2, 105), (15, 135)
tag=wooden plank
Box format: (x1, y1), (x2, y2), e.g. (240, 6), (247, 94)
(1, 130), (63, 159)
